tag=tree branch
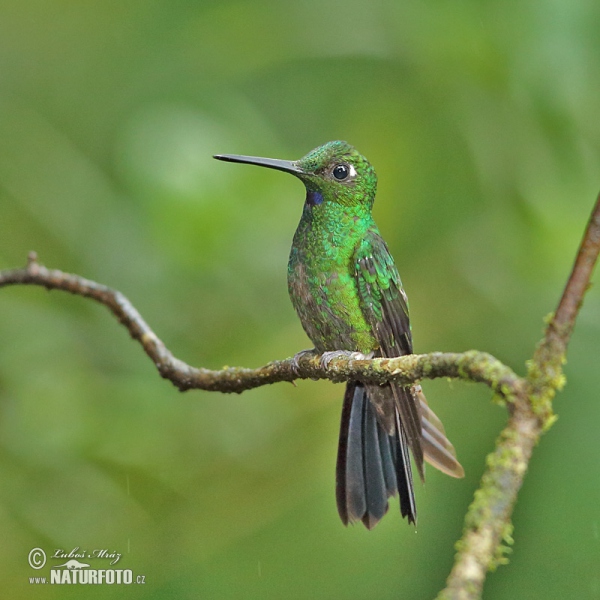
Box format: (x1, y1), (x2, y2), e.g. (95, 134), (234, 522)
(0, 252), (522, 397)
(439, 192), (600, 600)
(0, 191), (598, 600)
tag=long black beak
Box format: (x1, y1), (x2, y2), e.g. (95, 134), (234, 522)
(213, 153), (304, 175)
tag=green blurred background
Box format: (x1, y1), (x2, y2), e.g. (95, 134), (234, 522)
(0, 0), (599, 598)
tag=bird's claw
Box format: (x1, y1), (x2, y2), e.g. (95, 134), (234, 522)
(291, 349), (317, 376)
(319, 350), (371, 369)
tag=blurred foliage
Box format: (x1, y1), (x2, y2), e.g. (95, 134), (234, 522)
(0, 0), (599, 598)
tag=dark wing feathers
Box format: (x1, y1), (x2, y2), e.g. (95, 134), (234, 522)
(337, 229), (463, 528)
(356, 247), (411, 356)
(354, 229), (464, 481)
(354, 231), (424, 477)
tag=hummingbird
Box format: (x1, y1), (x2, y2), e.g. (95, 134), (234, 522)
(214, 141), (463, 528)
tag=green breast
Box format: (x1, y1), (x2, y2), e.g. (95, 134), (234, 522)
(287, 202), (378, 353)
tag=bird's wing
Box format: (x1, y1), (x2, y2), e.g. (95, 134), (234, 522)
(353, 229), (423, 475)
(354, 228), (464, 479)
(354, 229), (413, 357)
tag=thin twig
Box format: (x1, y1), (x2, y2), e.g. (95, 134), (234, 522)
(553, 192), (600, 338)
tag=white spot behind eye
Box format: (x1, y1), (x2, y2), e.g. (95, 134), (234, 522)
(348, 165), (357, 178)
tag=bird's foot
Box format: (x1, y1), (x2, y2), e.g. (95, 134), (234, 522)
(319, 350), (372, 369)
(291, 348), (317, 376)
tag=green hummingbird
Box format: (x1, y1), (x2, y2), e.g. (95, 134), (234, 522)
(214, 141), (463, 528)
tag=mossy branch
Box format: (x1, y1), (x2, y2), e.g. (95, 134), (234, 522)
(439, 191), (600, 600)
(0, 192), (598, 599)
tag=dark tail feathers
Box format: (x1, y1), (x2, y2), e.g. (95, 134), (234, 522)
(336, 381), (416, 529)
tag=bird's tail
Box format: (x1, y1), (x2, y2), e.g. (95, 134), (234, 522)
(414, 384), (464, 479)
(336, 381), (416, 528)
(335, 382), (463, 529)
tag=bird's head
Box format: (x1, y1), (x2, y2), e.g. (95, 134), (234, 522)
(214, 141), (377, 208)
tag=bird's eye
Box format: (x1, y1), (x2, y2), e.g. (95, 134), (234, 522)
(332, 164), (350, 180)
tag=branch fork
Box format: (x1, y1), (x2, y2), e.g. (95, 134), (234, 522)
(1, 192), (599, 600)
